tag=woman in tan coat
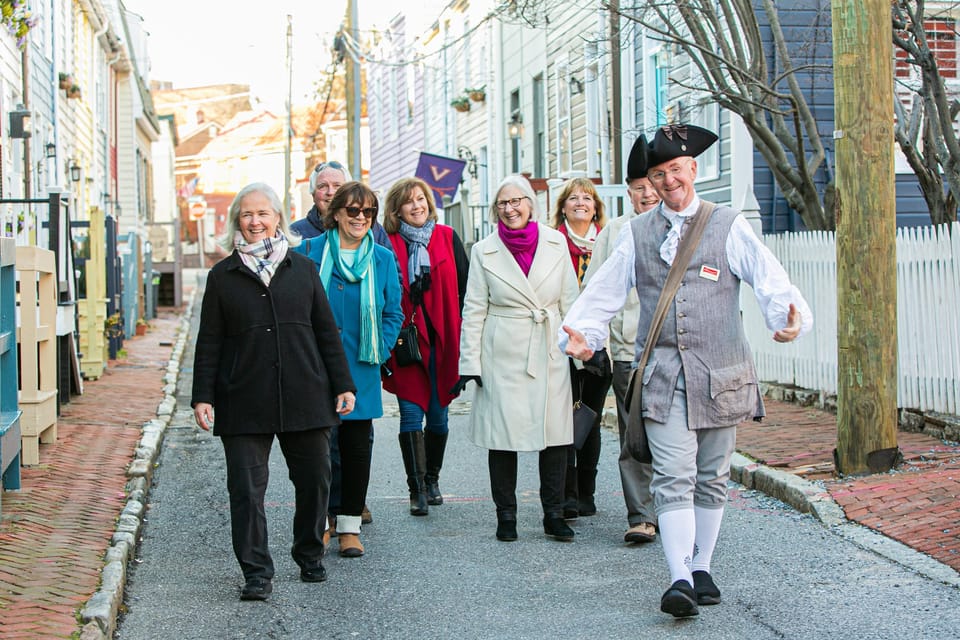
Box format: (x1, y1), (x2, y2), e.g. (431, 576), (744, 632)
(452, 175), (579, 542)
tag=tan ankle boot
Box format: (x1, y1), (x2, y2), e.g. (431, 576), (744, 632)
(338, 533), (364, 557)
(336, 515), (364, 558)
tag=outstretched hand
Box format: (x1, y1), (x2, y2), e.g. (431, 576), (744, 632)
(562, 325), (594, 361)
(450, 375), (483, 396)
(773, 303), (802, 343)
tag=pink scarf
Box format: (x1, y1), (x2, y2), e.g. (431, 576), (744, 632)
(498, 220), (539, 276)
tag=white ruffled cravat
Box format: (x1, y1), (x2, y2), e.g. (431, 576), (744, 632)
(658, 197), (701, 265)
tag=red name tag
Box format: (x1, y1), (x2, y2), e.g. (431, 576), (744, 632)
(699, 265), (719, 281)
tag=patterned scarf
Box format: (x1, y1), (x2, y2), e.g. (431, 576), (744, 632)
(559, 221), (599, 286)
(498, 219), (539, 276)
(235, 230), (289, 286)
(398, 220), (435, 286)
(318, 229), (383, 364)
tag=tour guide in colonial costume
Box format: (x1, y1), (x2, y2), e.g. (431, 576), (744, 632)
(559, 125), (812, 618)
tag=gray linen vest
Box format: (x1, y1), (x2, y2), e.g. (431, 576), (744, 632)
(630, 203), (764, 429)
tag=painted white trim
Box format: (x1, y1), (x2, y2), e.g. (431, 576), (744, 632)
(729, 111), (753, 212)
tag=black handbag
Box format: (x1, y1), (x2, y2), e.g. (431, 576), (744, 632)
(573, 401), (597, 450)
(394, 309), (422, 367)
(572, 376), (597, 450)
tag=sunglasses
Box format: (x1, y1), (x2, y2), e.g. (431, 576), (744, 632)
(314, 160), (346, 173)
(344, 206), (378, 218)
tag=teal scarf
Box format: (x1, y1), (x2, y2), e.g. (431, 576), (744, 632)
(319, 230), (382, 364)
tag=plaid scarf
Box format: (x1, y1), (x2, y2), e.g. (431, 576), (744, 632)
(235, 231), (289, 286)
(318, 230), (383, 364)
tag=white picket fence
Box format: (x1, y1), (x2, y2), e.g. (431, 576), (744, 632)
(742, 221), (960, 415)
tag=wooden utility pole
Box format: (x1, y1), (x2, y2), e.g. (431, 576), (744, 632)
(284, 15), (293, 219)
(832, 0), (899, 474)
(344, 0), (362, 180)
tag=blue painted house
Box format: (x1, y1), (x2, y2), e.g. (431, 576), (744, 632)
(632, 0), (937, 231)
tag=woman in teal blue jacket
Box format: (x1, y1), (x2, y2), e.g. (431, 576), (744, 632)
(295, 181), (403, 558)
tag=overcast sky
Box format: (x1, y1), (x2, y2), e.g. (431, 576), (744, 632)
(125, 0), (404, 111)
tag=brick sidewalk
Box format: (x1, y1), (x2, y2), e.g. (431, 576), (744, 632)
(0, 311), (180, 639)
(738, 399), (960, 573)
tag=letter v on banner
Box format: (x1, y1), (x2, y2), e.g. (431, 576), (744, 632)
(414, 152), (467, 208)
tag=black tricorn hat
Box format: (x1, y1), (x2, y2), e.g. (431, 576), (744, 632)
(626, 124), (718, 180)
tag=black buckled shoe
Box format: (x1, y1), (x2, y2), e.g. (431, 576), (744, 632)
(543, 516), (575, 541)
(692, 570), (721, 605)
(300, 564), (328, 583)
(240, 577), (272, 601)
(660, 580), (699, 617)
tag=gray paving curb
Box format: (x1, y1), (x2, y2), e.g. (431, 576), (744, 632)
(602, 408), (960, 589)
(730, 451), (960, 588)
(77, 290), (197, 640)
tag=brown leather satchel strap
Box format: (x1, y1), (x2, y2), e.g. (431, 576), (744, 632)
(630, 200), (716, 403)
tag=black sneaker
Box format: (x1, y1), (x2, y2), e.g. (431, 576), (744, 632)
(692, 570), (721, 605)
(240, 577), (272, 601)
(660, 580), (699, 617)
(300, 564), (328, 583)
(543, 516), (575, 541)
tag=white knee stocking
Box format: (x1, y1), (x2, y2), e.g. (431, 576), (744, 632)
(690, 505), (724, 573)
(658, 508), (696, 586)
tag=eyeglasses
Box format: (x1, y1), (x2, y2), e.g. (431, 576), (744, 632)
(495, 196), (529, 211)
(344, 206), (378, 218)
(648, 159), (692, 184)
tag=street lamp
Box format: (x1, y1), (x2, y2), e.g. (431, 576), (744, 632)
(508, 110), (524, 140)
(69, 162), (81, 182)
(44, 142), (56, 159)
(8, 105), (31, 138)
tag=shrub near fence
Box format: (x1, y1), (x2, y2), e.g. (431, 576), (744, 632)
(742, 221), (960, 416)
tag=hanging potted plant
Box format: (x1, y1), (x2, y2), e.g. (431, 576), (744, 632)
(466, 86), (486, 102)
(450, 96), (470, 113)
(58, 72), (73, 90)
(67, 83), (81, 99)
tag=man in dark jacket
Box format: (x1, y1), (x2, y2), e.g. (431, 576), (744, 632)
(292, 160), (389, 245)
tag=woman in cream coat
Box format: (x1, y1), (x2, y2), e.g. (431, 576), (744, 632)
(452, 175), (579, 543)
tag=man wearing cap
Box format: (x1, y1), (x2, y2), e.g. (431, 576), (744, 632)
(559, 124), (812, 618)
(292, 160), (390, 245)
(581, 163), (661, 546)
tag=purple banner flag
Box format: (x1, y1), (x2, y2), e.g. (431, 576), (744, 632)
(413, 152), (467, 208)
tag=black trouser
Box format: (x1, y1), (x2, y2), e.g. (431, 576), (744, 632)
(221, 428), (331, 580)
(488, 446), (567, 517)
(566, 365), (613, 505)
(338, 419), (373, 518)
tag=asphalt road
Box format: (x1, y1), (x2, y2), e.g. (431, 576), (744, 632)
(115, 288), (960, 640)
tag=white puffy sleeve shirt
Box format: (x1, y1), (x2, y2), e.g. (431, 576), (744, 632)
(558, 198), (814, 353)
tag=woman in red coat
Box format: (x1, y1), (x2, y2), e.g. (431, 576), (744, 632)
(382, 177), (469, 515)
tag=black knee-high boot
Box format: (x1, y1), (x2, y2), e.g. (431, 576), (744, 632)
(423, 431), (448, 506)
(398, 432), (429, 516)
